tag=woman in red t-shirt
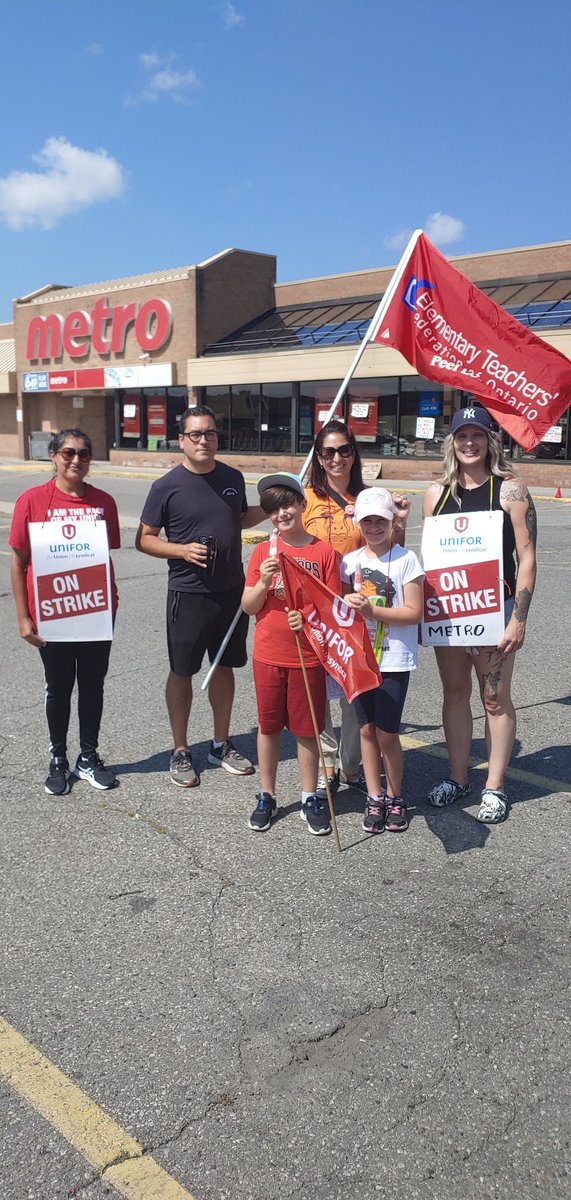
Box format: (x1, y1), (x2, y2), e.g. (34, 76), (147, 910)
(9, 428), (120, 797)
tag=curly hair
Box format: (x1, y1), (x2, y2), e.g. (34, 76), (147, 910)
(440, 428), (514, 500)
(308, 419), (365, 498)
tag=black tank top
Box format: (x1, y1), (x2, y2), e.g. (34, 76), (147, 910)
(434, 476), (516, 597)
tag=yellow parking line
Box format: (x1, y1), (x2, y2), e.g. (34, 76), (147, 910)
(0, 1016), (199, 1199)
(401, 733), (570, 795)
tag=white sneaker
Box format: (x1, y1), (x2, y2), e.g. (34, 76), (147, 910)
(477, 788), (508, 824)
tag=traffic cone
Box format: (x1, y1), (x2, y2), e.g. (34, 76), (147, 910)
(554, 486), (562, 498)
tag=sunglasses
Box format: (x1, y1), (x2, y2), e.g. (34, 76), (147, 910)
(319, 443), (354, 462)
(182, 429), (218, 443)
(58, 448), (91, 463)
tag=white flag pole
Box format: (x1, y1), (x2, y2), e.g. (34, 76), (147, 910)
(202, 228), (423, 692)
(298, 227), (423, 482)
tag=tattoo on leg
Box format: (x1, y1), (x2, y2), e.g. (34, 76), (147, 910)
(525, 497), (537, 546)
(483, 670), (501, 702)
(514, 587), (532, 622)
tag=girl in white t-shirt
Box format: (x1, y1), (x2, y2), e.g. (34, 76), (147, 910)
(342, 488), (424, 835)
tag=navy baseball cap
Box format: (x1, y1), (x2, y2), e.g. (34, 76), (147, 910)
(450, 403), (495, 435)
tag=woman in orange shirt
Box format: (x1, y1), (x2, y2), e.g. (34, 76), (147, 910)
(303, 419), (409, 797)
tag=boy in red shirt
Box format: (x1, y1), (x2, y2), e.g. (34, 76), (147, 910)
(242, 474), (340, 836)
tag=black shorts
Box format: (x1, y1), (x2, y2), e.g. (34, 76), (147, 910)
(166, 587), (249, 678)
(353, 671), (410, 734)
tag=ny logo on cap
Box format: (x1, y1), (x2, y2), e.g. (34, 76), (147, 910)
(463, 407), (476, 419)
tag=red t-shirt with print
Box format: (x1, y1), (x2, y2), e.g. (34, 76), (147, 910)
(9, 480), (121, 624)
(245, 535), (340, 668)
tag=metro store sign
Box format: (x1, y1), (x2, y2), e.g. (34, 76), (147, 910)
(23, 363), (173, 392)
(25, 296), (173, 361)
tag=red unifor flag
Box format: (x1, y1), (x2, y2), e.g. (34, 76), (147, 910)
(279, 552), (381, 703)
(373, 232), (571, 451)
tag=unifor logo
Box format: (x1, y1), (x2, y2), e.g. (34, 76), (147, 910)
(62, 523), (76, 540)
(402, 273), (434, 312)
(454, 516), (469, 533)
(332, 596), (356, 628)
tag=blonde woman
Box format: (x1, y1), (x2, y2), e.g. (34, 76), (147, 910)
(423, 405), (537, 824)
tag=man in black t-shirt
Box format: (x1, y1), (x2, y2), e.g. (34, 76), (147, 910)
(137, 405), (264, 788)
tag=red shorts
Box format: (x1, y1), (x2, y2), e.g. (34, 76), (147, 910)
(253, 659), (326, 739)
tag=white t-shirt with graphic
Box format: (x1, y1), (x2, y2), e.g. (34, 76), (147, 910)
(341, 545), (424, 671)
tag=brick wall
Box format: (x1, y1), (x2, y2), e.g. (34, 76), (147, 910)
(196, 249), (276, 353)
(275, 242), (571, 306)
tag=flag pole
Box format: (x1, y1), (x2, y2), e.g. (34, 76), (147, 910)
(298, 228), (423, 482)
(294, 633), (342, 853)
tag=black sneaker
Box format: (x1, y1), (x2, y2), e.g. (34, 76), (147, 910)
(73, 754), (116, 790)
(316, 771), (340, 801)
(249, 792), (277, 831)
(169, 749), (200, 788)
(45, 757), (70, 796)
(207, 740), (254, 776)
(385, 797), (408, 832)
(301, 794), (331, 836)
(362, 795), (386, 834)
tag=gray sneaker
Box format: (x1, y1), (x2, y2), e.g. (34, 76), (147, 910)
(207, 740), (254, 775)
(170, 749), (200, 788)
(427, 778), (471, 807)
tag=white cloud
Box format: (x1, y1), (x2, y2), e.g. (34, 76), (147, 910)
(85, 42), (103, 56)
(383, 228), (413, 253)
(139, 51), (161, 68)
(384, 211), (465, 255)
(425, 212), (465, 245)
(0, 138), (126, 231)
(127, 52), (200, 105)
(223, 2), (245, 28)
(150, 68), (200, 95)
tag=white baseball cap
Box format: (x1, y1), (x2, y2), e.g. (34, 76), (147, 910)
(354, 487), (395, 523)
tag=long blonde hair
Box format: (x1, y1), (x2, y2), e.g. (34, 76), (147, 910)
(440, 429), (515, 500)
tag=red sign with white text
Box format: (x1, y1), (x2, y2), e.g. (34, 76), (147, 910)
(36, 563), (109, 622)
(374, 233), (571, 450)
(48, 371), (76, 389)
(279, 552), (381, 702)
(424, 559), (501, 622)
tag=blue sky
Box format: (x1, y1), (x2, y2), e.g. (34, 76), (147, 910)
(1, 0), (570, 322)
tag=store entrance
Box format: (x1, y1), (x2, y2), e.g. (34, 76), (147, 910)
(116, 387), (188, 450)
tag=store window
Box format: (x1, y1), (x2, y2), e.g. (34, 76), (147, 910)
(260, 383), (293, 453)
(517, 409), (569, 462)
(298, 380), (346, 454)
(231, 386), (260, 452)
(203, 386), (230, 450)
(400, 377), (453, 457)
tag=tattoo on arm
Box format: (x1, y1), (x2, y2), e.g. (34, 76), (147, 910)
(501, 480), (528, 503)
(514, 587), (532, 623)
(525, 496), (537, 546)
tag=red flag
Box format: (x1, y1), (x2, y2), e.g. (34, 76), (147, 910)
(374, 232), (571, 451)
(279, 552), (381, 703)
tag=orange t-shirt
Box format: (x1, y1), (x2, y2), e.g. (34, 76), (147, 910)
(303, 486), (365, 555)
(245, 535), (341, 667)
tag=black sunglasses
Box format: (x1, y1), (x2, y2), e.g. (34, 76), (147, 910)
(319, 443), (354, 461)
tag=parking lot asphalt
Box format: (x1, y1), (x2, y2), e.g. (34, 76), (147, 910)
(0, 466), (569, 1200)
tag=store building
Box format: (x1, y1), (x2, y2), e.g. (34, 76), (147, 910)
(4, 240), (571, 476)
